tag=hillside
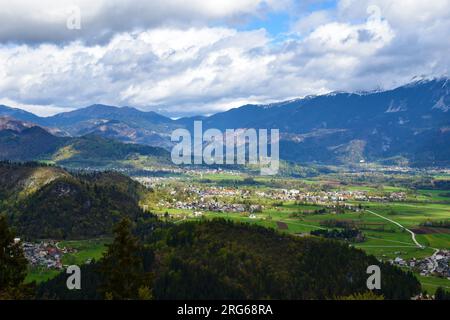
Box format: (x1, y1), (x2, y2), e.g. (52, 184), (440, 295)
(0, 123), (170, 167)
(0, 116), (40, 132)
(0, 116), (67, 136)
(74, 119), (173, 149)
(150, 220), (421, 299)
(0, 162), (149, 239)
(37, 219), (421, 300)
(51, 134), (170, 167)
(0, 162), (70, 201)
(0, 105), (43, 124)
(18, 104), (179, 149)
(0, 127), (66, 161)
(197, 78), (450, 166)
(42, 104), (173, 128)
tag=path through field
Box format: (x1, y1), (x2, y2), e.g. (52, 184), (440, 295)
(365, 210), (424, 248)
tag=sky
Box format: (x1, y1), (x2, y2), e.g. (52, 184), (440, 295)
(0, 0), (449, 117)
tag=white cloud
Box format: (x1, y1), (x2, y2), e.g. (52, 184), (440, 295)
(0, 0), (448, 117)
(0, 0), (291, 44)
(0, 98), (74, 117)
(338, 0), (450, 25)
(283, 0), (450, 90)
(0, 27), (279, 116)
(292, 10), (332, 36)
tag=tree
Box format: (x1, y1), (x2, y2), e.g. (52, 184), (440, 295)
(138, 286), (153, 300)
(0, 215), (33, 299)
(337, 292), (384, 300)
(435, 287), (450, 300)
(99, 218), (151, 299)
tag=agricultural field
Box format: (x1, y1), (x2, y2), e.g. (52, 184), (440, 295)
(25, 268), (61, 284)
(59, 238), (111, 266)
(22, 168), (450, 294)
(143, 169), (450, 293)
(25, 238), (110, 284)
(417, 274), (450, 294)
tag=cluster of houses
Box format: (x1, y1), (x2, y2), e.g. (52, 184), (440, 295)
(134, 176), (183, 188)
(159, 198), (262, 214)
(20, 240), (75, 270)
(165, 185), (247, 199)
(190, 186), (246, 197)
(256, 189), (407, 203)
(391, 250), (450, 279)
(415, 250), (450, 278)
(149, 183), (409, 214)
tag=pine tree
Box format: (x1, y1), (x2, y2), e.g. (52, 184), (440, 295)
(99, 218), (150, 299)
(435, 287), (450, 300)
(0, 215), (33, 299)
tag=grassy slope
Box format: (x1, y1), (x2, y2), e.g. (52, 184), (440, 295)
(0, 165), (70, 200)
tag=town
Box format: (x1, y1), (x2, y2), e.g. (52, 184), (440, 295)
(19, 240), (76, 270)
(392, 250), (450, 280)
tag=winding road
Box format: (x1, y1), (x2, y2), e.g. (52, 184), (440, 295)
(365, 209), (424, 248)
(365, 209), (445, 275)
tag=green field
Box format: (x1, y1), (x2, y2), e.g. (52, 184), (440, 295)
(417, 274), (450, 295)
(60, 238), (111, 265)
(24, 171), (450, 294)
(25, 238), (110, 284)
(147, 172), (450, 295)
(25, 268), (61, 284)
(154, 195), (450, 257)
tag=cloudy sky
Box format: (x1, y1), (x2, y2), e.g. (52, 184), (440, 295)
(0, 0), (449, 117)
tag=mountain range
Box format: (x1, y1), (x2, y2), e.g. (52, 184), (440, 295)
(1, 78), (449, 167)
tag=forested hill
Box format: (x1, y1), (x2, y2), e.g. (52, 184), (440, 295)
(0, 162), (149, 239)
(0, 122), (170, 167)
(38, 219), (421, 300)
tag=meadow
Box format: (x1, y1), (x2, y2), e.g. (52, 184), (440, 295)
(25, 238), (110, 284)
(147, 171), (450, 294)
(24, 170), (450, 294)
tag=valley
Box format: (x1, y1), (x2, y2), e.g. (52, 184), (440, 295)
(0, 78), (449, 300)
(2, 0), (450, 306)
(9, 163), (449, 297)
(138, 169), (450, 278)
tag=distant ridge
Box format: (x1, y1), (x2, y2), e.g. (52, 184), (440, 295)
(0, 120), (170, 166)
(1, 78), (449, 166)
(0, 105), (43, 123)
